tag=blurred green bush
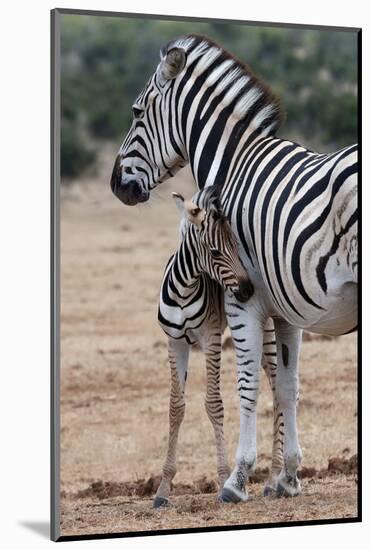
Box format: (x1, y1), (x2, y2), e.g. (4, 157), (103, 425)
(60, 14), (358, 180)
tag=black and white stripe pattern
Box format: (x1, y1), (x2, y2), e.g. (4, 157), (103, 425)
(111, 34), (358, 503)
(158, 187), (253, 343)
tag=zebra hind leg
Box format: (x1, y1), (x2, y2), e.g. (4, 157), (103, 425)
(204, 330), (230, 493)
(274, 320), (303, 498)
(154, 340), (189, 508)
(263, 396), (284, 496)
(261, 319), (284, 497)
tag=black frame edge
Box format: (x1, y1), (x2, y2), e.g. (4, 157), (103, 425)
(356, 27), (362, 523)
(51, 7), (61, 543)
(57, 517), (361, 542)
(55, 7), (361, 33)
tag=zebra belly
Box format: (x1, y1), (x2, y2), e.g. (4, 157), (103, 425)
(159, 302), (226, 345)
(306, 282), (357, 336)
(163, 317), (223, 347)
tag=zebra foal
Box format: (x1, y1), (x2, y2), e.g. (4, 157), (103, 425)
(155, 186), (253, 507)
(155, 187), (285, 506)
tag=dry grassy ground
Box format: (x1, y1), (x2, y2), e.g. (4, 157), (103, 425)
(60, 157), (358, 537)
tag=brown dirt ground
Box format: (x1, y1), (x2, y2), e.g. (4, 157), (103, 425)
(60, 150), (358, 537)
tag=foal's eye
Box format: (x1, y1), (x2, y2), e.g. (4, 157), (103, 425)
(132, 106), (144, 119)
(210, 248), (222, 258)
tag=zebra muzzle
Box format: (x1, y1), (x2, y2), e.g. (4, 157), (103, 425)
(111, 171), (149, 206)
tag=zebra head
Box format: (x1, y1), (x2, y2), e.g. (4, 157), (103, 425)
(111, 34), (283, 207)
(111, 43), (190, 206)
(173, 187), (254, 302)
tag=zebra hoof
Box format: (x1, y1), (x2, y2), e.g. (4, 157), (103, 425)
(276, 479), (301, 498)
(153, 496), (171, 508)
(276, 482), (290, 498)
(263, 485), (277, 497)
(218, 487), (247, 504)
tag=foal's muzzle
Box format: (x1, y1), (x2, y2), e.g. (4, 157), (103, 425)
(233, 278), (254, 303)
(110, 157), (149, 206)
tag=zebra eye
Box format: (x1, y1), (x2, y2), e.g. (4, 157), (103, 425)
(210, 248), (222, 258)
(191, 208), (200, 216)
(132, 106), (144, 119)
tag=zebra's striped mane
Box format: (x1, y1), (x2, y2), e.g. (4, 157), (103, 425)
(193, 186), (236, 243)
(162, 34), (285, 134)
(193, 186), (221, 217)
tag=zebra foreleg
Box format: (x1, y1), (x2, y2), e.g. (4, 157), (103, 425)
(274, 319), (302, 498)
(204, 331), (230, 491)
(262, 318), (284, 496)
(154, 339), (189, 508)
(220, 301), (264, 503)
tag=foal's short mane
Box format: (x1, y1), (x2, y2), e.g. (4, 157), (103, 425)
(193, 187), (237, 243)
(197, 185), (221, 214)
(162, 33), (285, 133)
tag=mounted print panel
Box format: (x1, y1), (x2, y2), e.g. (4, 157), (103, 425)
(51, 8), (360, 541)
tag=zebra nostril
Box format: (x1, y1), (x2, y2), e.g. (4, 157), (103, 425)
(132, 180), (141, 197)
(124, 167), (134, 175)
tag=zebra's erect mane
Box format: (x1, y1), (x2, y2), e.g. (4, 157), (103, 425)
(194, 186), (221, 216)
(193, 187), (235, 238)
(162, 34), (285, 134)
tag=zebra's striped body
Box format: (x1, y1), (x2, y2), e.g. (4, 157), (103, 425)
(158, 238), (227, 346)
(221, 139), (357, 334)
(111, 34), (358, 502)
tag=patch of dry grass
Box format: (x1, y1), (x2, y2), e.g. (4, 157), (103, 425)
(60, 159), (358, 536)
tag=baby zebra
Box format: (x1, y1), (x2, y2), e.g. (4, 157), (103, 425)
(154, 187), (253, 508)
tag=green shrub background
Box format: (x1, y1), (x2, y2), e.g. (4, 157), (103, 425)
(60, 14), (358, 179)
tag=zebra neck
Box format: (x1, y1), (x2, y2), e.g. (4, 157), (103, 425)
(168, 238), (202, 303)
(169, 35), (283, 190)
(186, 110), (274, 191)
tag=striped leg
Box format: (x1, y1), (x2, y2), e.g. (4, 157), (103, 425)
(204, 329), (230, 490)
(274, 319), (302, 497)
(262, 318), (284, 496)
(220, 299), (263, 503)
(154, 339), (189, 508)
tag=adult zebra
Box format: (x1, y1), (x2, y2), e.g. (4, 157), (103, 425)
(111, 34), (358, 503)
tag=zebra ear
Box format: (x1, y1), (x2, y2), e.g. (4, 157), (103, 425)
(172, 192), (185, 214)
(159, 48), (186, 81)
(185, 201), (206, 228)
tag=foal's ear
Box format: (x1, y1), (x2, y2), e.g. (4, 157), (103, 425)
(172, 192), (186, 214)
(185, 201), (205, 228)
